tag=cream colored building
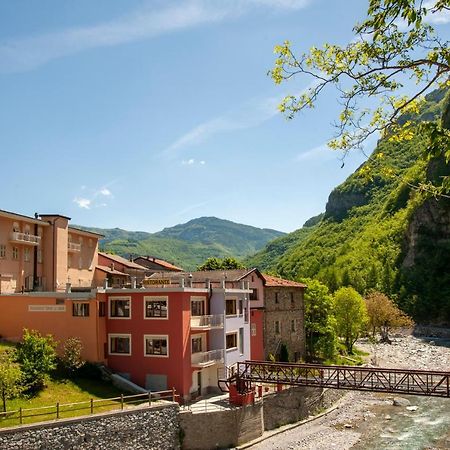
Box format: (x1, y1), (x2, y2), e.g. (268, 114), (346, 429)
(0, 209), (102, 293)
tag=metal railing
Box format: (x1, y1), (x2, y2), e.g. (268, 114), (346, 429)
(9, 232), (40, 245)
(191, 314), (224, 329)
(68, 242), (82, 252)
(191, 349), (224, 366)
(0, 389), (178, 428)
(234, 361), (450, 398)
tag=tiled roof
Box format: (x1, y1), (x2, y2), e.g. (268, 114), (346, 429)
(134, 256), (183, 271)
(149, 268), (259, 282)
(262, 274), (306, 288)
(96, 265), (129, 276)
(99, 252), (147, 270)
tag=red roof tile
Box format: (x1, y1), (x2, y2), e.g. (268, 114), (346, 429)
(262, 274), (306, 288)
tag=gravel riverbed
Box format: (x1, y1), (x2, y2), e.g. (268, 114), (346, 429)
(248, 332), (450, 450)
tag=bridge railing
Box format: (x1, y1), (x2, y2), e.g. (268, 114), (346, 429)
(235, 361), (450, 398)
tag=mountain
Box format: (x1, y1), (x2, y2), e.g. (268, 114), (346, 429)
(246, 89), (450, 324)
(77, 217), (284, 270)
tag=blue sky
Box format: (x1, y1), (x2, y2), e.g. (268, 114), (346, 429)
(1, 1), (449, 233)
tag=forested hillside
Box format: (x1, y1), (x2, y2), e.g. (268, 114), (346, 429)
(78, 217), (284, 271)
(247, 89), (450, 324)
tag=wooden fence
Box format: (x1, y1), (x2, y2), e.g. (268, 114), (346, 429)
(0, 389), (178, 428)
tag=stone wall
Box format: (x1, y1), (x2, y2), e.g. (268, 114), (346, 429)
(262, 386), (323, 430)
(180, 403), (263, 450)
(264, 287), (305, 360)
(0, 402), (180, 450)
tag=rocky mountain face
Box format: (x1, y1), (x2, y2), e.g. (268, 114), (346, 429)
(247, 89), (450, 324)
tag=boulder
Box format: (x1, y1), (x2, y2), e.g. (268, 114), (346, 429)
(393, 397), (411, 406)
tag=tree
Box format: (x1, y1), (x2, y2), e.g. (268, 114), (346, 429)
(60, 337), (85, 375)
(334, 287), (368, 354)
(301, 278), (337, 361)
(16, 329), (58, 392)
(270, 0), (450, 196)
(365, 291), (414, 343)
(197, 257), (245, 271)
(0, 350), (23, 412)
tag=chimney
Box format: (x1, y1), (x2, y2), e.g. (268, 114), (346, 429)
(131, 277), (137, 289)
(180, 278), (185, 288)
(111, 263), (115, 271)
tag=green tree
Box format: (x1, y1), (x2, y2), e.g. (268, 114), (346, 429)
(270, 0), (450, 196)
(301, 278), (337, 361)
(365, 291), (414, 343)
(60, 337), (85, 375)
(197, 257), (244, 271)
(334, 287), (368, 354)
(0, 350), (23, 412)
(16, 329), (58, 392)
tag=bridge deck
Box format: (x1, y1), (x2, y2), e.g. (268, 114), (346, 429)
(235, 361), (450, 398)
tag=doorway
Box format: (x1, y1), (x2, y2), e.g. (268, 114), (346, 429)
(197, 371), (202, 397)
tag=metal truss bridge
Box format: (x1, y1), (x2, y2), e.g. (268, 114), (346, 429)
(233, 361), (450, 398)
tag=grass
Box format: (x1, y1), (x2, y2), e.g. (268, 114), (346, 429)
(0, 340), (136, 428)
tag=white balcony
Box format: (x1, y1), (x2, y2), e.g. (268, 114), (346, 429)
(190, 314), (224, 330)
(68, 242), (81, 252)
(9, 232), (40, 246)
(191, 349), (224, 368)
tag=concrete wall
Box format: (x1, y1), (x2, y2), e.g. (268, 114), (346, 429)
(0, 403), (180, 450)
(180, 403), (263, 450)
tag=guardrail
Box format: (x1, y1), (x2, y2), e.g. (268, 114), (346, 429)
(0, 389), (178, 428)
(191, 314), (224, 329)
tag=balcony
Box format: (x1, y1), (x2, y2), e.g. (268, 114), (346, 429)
(9, 232), (40, 246)
(191, 349), (224, 368)
(190, 314), (224, 330)
(68, 242), (81, 252)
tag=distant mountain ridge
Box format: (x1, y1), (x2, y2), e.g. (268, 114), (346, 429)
(76, 216), (284, 270)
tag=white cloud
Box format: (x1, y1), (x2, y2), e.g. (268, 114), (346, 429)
(200, 160), (206, 165)
(99, 188), (112, 197)
(296, 144), (336, 162)
(0, 0), (311, 73)
(73, 197), (91, 209)
(165, 95), (282, 155)
(181, 158), (207, 166)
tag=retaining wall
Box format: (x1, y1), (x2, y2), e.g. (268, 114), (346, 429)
(0, 402), (180, 450)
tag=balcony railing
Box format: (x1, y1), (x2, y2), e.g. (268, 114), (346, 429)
(190, 314), (224, 329)
(9, 232), (40, 246)
(68, 242), (82, 252)
(191, 349), (224, 367)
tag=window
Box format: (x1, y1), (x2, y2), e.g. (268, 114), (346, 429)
(12, 247), (19, 260)
(275, 320), (281, 334)
(290, 292), (295, 306)
(144, 335), (168, 357)
(291, 319), (296, 332)
(109, 334), (131, 355)
(251, 323), (257, 337)
(24, 248), (30, 262)
(109, 297), (131, 318)
(98, 302), (106, 317)
(191, 298), (205, 316)
(239, 328), (244, 354)
(238, 299), (243, 316)
(12, 223), (19, 232)
(191, 336), (203, 354)
(0, 245), (6, 259)
(275, 292), (279, 304)
(144, 297), (168, 319)
(73, 302), (90, 317)
(37, 248), (42, 264)
(249, 289), (258, 301)
(226, 332), (238, 350)
(226, 298), (237, 316)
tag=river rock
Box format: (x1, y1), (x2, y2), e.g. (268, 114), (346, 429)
(406, 406), (418, 411)
(393, 397), (411, 406)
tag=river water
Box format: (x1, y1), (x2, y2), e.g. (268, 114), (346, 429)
(354, 395), (450, 449)
(354, 337), (450, 450)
